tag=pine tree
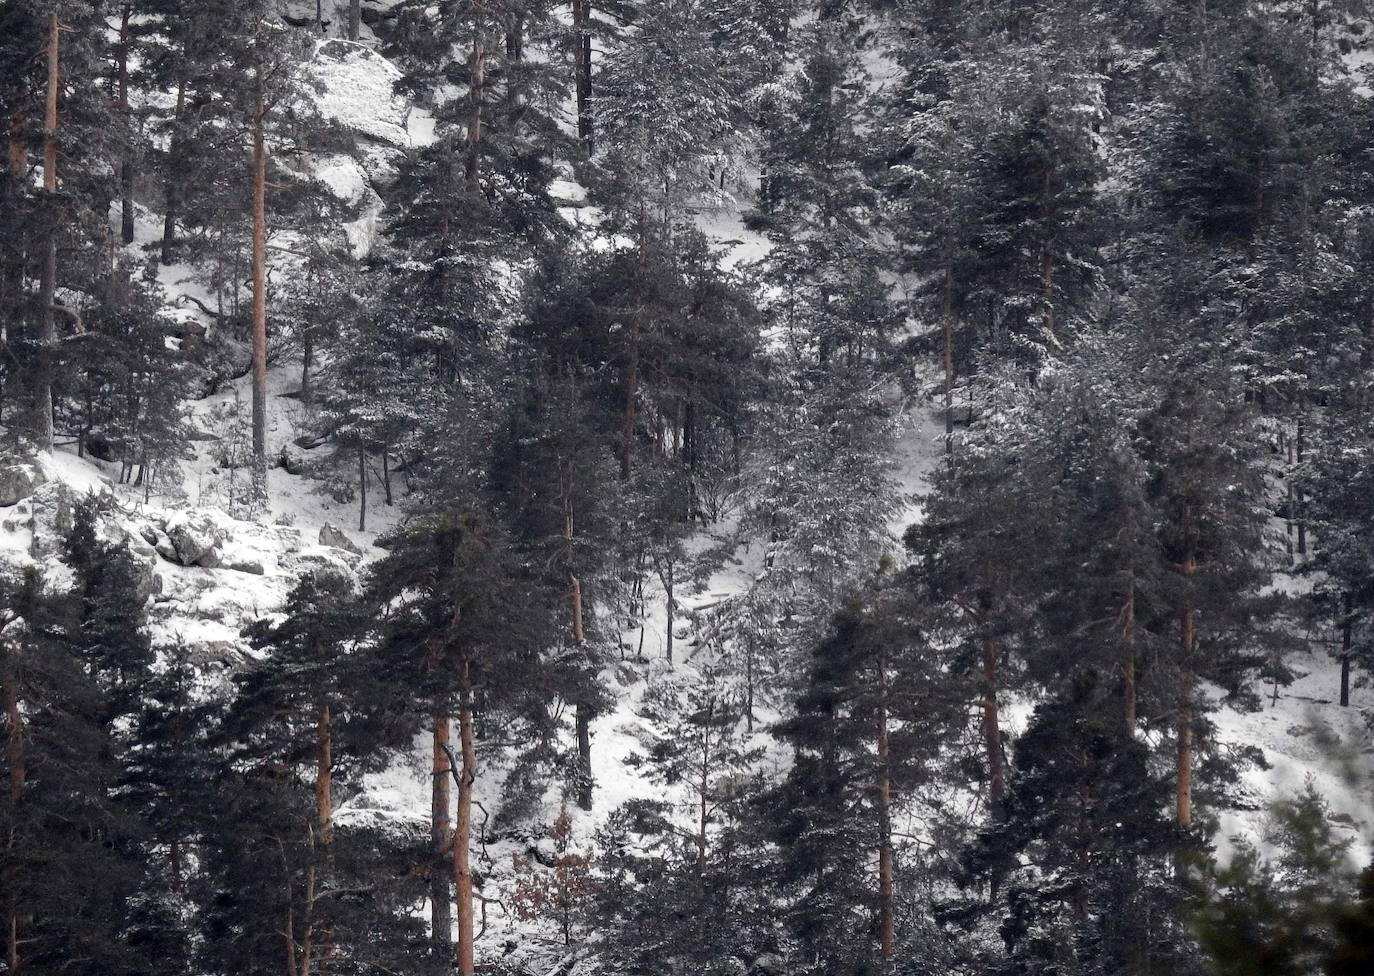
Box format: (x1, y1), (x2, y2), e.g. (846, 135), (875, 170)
(362, 508), (556, 975)
(959, 674), (1202, 976)
(768, 589), (960, 974)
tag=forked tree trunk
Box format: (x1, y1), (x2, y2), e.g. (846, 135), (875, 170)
(250, 63), (269, 507)
(454, 666), (476, 976)
(431, 713), (452, 950)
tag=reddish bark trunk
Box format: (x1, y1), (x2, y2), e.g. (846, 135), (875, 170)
(454, 666), (476, 976)
(250, 63), (269, 505)
(877, 663), (893, 967)
(431, 714), (452, 949)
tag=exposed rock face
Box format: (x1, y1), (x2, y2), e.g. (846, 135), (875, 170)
(319, 522), (363, 555)
(164, 512), (225, 567)
(0, 462), (47, 507)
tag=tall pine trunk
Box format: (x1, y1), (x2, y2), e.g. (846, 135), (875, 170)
(942, 265), (954, 464)
(315, 704), (333, 848)
(3, 659), (24, 976)
(454, 665), (476, 976)
(464, 25), (484, 191)
(572, 582), (595, 810)
(1340, 597), (1352, 707)
(695, 701), (711, 877)
(430, 713), (453, 951)
(572, 0), (593, 152)
(980, 638), (1005, 814)
(1176, 555), (1197, 828)
(161, 79), (185, 265)
(1122, 573), (1137, 735)
(621, 312), (639, 479)
(348, 0), (361, 40)
(877, 661), (894, 968)
(567, 507), (594, 811)
(622, 226), (647, 481)
(250, 62), (269, 507)
(357, 448), (367, 532)
(36, 14), (60, 453)
(313, 702), (334, 975)
(117, 6), (135, 245)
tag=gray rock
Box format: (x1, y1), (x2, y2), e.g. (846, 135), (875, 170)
(28, 482), (74, 559)
(194, 547), (223, 569)
(164, 512), (224, 566)
(319, 523), (362, 555)
(281, 546), (358, 583)
(114, 526), (162, 600)
(0, 462), (46, 507)
(278, 450), (306, 476)
(270, 525), (306, 549)
(221, 552), (266, 575)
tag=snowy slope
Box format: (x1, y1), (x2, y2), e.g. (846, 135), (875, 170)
(1, 27), (1372, 973)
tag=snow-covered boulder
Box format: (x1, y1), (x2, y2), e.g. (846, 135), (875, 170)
(0, 461), (46, 507)
(319, 522), (362, 555)
(281, 545), (359, 583)
(217, 538), (268, 576)
(164, 512), (225, 567)
(310, 41), (412, 151)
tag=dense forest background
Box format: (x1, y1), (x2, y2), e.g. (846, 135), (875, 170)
(1, 0), (1374, 974)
